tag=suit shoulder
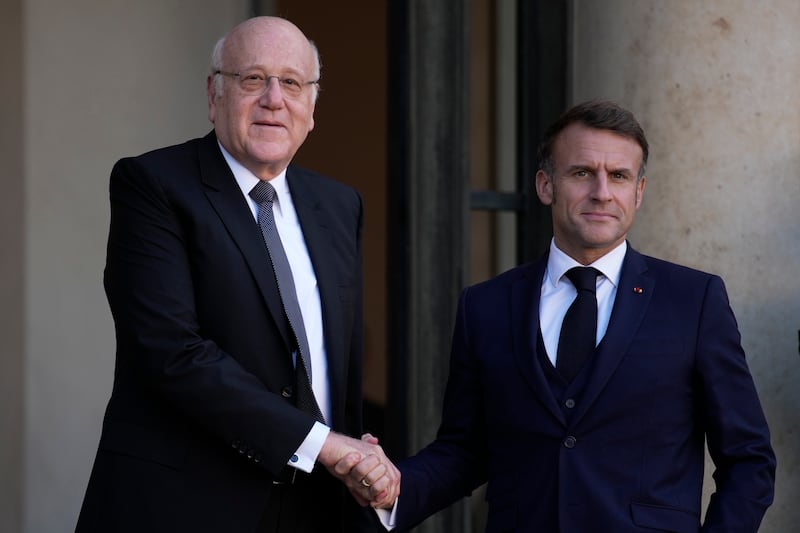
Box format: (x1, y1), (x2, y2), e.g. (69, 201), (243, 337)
(117, 137), (205, 170)
(636, 252), (725, 294)
(640, 253), (716, 279)
(288, 165), (362, 210)
(106, 137), (215, 208)
(289, 165), (358, 192)
(467, 262), (537, 294)
(109, 138), (206, 190)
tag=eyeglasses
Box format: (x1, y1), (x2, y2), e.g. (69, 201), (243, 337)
(214, 70), (318, 98)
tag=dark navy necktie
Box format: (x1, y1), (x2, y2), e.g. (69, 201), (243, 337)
(556, 267), (600, 383)
(250, 180), (324, 422)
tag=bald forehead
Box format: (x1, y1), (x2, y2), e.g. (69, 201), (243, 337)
(227, 16), (306, 44)
(222, 17), (315, 75)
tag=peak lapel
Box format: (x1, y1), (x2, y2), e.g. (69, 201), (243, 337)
(512, 260), (566, 426)
(571, 247), (653, 426)
(197, 133), (294, 352)
(286, 169), (347, 403)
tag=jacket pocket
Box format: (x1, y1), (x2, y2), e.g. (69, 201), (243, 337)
(99, 418), (188, 470)
(630, 501), (700, 532)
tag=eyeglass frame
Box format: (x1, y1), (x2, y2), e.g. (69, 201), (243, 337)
(213, 69), (319, 97)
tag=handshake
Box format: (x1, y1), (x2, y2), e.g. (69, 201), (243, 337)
(318, 431), (401, 509)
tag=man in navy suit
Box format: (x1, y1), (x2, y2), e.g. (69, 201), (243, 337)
(77, 16), (397, 533)
(353, 100), (775, 531)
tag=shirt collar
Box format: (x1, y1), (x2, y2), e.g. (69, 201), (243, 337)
(546, 239), (627, 289)
(218, 141), (289, 202)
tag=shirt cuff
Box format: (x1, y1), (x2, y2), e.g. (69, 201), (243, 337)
(375, 499), (398, 530)
(288, 422), (330, 473)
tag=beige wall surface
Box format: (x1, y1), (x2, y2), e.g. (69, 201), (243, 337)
(1, 2), (25, 532)
(570, 1), (800, 531)
(20, 1), (248, 531)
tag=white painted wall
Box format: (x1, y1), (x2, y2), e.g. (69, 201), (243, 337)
(569, 2), (800, 531)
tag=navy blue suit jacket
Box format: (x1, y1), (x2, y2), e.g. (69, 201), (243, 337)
(396, 246), (775, 532)
(77, 132), (369, 532)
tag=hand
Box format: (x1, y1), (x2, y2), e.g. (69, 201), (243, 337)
(350, 434), (400, 509)
(318, 432), (400, 508)
(330, 433), (399, 509)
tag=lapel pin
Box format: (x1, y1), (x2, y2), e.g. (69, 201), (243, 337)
(633, 287), (644, 294)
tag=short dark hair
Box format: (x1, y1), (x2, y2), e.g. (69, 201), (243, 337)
(537, 99), (649, 179)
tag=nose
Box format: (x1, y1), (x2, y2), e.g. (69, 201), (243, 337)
(259, 77), (284, 108)
(591, 173), (612, 201)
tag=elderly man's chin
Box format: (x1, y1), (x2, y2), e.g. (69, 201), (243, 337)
(247, 140), (290, 160)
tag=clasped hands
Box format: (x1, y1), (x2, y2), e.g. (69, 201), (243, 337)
(319, 432), (400, 509)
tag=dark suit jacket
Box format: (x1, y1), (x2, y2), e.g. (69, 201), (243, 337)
(77, 132), (370, 532)
(396, 246), (775, 533)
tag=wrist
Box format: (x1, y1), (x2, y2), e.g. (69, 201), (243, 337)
(318, 431), (345, 467)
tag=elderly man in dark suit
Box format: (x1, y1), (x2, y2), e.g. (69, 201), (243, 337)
(351, 100), (775, 532)
(77, 16), (397, 533)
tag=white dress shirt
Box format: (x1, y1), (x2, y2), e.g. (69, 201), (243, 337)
(539, 239), (627, 365)
(220, 143), (329, 473)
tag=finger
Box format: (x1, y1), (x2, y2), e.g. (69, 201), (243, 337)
(361, 460), (387, 483)
(370, 485), (397, 509)
(370, 489), (388, 508)
(349, 477), (375, 505)
(375, 497), (396, 510)
(349, 456), (389, 501)
(361, 433), (379, 444)
(373, 463), (400, 507)
(366, 465), (393, 496)
(348, 487), (369, 507)
(348, 454), (383, 484)
(366, 474), (389, 498)
(333, 452), (362, 476)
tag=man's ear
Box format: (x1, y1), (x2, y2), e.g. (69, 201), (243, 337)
(207, 75), (217, 123)
(634, 175), (646, 209)
(535, 170), (554, 205)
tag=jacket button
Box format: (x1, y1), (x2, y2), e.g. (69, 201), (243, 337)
(565, 398), (576, 409)
(246, 449), (255, 459)
(231, 440), (241, 449)
(564, 436), (577, 448)
(281, 386), (294, 398)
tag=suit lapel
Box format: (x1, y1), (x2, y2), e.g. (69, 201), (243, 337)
(571, 247), (654, 426)
(511, 258), (567, 426)
(286, 168), (347, 413)
(197, 133), (295, 353)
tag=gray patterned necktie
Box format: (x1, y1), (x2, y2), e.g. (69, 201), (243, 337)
(250, 180), (324, 422)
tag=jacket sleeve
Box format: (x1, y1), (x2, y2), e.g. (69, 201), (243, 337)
(697, 276), (776, 531)
(395, 287), (489, 530)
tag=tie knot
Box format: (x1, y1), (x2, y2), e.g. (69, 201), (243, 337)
(249, 180), (276, 205)
(565, 266), (599, 293)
